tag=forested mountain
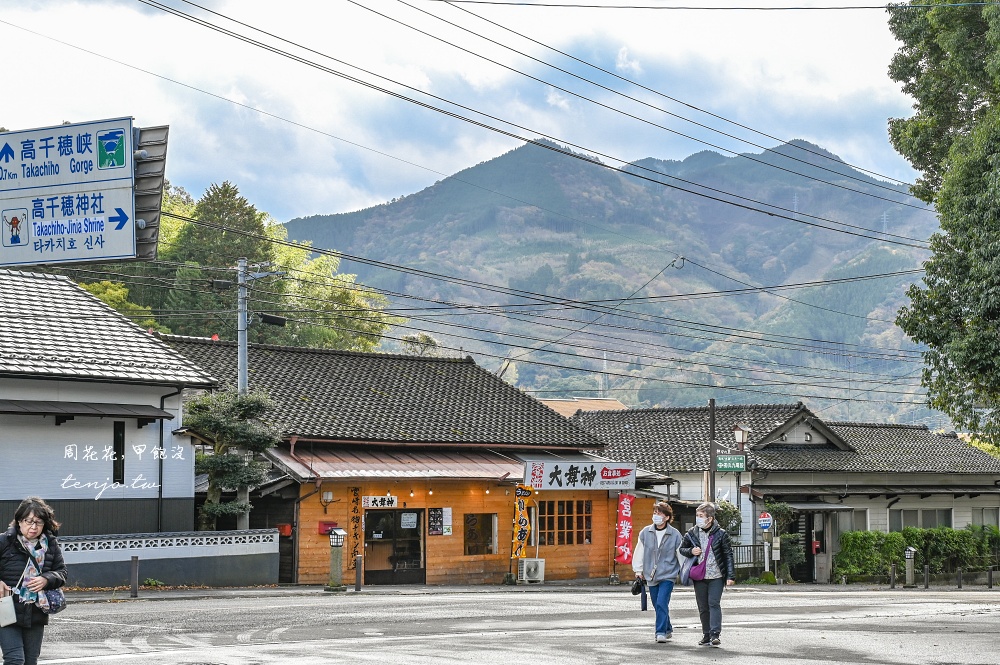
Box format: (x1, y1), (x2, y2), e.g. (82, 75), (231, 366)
(284, 140), (940, 425)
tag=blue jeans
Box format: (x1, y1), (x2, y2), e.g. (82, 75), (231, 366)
(693, 577), (726, 637)
(648, 580), (674, 636)
(0, 623), (45, 665)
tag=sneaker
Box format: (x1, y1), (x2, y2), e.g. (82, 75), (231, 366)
(663, 632), (672, 640)
(698, 635), (712, 646)
(711, 636), (722, 647)
(656, 634), (667, 643)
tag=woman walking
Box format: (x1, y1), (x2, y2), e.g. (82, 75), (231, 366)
(679, 502), (735, 648)
(0, 497), (67, 665)
(631, 501), (682, 643)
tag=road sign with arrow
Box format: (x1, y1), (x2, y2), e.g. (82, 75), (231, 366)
(0, 117), (136, 267)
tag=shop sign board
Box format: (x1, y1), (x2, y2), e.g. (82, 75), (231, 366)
(525, 459), (636, 491)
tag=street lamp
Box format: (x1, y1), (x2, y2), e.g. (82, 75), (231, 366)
(326, 527), (349, 592)
(732, 422), (752, 450)
(328, 527), (347, 548)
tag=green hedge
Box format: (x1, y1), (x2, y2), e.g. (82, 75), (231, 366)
(833, 526), (1000, 578)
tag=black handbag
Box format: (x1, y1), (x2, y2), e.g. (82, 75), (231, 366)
(631, 577), (645, 595)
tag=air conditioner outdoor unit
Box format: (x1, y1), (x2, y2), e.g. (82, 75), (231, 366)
(517, 558), (545, 584)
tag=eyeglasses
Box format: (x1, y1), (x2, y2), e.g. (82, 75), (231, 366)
(19, 519), (44, 528)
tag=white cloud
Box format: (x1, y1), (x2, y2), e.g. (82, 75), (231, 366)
(615, 47), (642, 77)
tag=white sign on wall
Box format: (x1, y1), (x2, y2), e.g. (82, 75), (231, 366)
(524, 460), (637, 491)
(362, 495), (398, 508)
(0, 117), (136, 267)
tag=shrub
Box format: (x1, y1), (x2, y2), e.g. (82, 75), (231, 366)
(833, 526), (1000, 579)
(715, 500), (742, 540)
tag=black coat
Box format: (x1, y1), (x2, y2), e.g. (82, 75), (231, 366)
(0, 526), (68, 627)
(679, 522), (736, 582)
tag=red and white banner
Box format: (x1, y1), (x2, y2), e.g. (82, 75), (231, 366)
(614, 493), (636, 564)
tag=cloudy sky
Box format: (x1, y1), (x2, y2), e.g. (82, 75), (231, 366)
(1, 0), (919, 223)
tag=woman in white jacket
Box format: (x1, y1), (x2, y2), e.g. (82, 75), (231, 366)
(632, 501), (682, 643)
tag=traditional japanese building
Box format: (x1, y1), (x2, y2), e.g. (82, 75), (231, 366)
(165, 335), (660, 585)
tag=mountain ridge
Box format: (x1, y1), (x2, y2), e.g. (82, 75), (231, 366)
(284, 140), (937, 424)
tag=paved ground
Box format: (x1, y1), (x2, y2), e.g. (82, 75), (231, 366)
(33, 583), (1000, 664)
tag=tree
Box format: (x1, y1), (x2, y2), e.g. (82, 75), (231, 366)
(401, 333), (440, 357)
(184, 390), (282, 531)
(886, 2), (999, 203)
(714, 500), (742, 541)
(888, 2), (1000, 440)
(896, 108), (1000, 441)
(79, 280), (168, 332)
(163, 181), (275, 268)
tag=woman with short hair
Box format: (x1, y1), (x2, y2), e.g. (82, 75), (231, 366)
(0, 497), (68, 665)
(631, 501), (682, 643)
(679, 502), (735, 647)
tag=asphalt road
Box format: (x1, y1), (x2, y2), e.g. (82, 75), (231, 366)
(34, 585), (1000, 665)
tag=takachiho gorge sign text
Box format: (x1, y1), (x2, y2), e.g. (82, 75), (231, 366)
(0, 117), (136, 267)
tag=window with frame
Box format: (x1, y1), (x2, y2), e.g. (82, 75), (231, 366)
(889, 508), (952, 531)
(537, 500), (592, 546)
(463, 513), (497, 555)
(971, 507), (1000, 528)
(113, 421), (125, 485)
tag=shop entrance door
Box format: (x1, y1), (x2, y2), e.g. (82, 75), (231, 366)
(364, 509), (425, 585)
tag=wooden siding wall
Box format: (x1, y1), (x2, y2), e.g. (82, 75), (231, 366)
(295, 481), (640, 585)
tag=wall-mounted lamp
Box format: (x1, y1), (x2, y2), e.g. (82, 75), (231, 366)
(410, 489), (414, 497)
(320, 490), (334, 514)
(428, 488), (434, 496)
(485, 487), (490, 495)
(386, 489), (391, 497)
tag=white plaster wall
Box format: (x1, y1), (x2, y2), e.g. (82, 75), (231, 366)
(0, 380), (193, 501)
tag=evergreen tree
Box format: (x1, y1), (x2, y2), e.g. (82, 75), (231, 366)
(185, 390), (282, 531)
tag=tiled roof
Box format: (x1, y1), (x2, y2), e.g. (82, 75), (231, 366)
(572, 403), (1000, 475)
(754, 422), (1000, 474)
(0, 270), (215, 387)
(572, 402), (803, 472)
(161, 335), (603, 449)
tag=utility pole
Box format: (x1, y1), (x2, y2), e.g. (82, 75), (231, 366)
(237, 257), (249, 395)
(234, 257), (285, 530)
(708, 398), (716, 502)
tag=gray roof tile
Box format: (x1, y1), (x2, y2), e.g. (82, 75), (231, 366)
(0, 269), (215, 387)
(162, 334), (603, 449)
(572, 403), (1000, 475)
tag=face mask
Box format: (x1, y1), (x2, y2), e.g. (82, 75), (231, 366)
(652, 514), (665, 526)
(696, 517), (708, 528)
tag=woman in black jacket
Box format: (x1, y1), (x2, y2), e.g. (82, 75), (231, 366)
(679, 502), (735, 648)
(0, 497), (67, 665)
